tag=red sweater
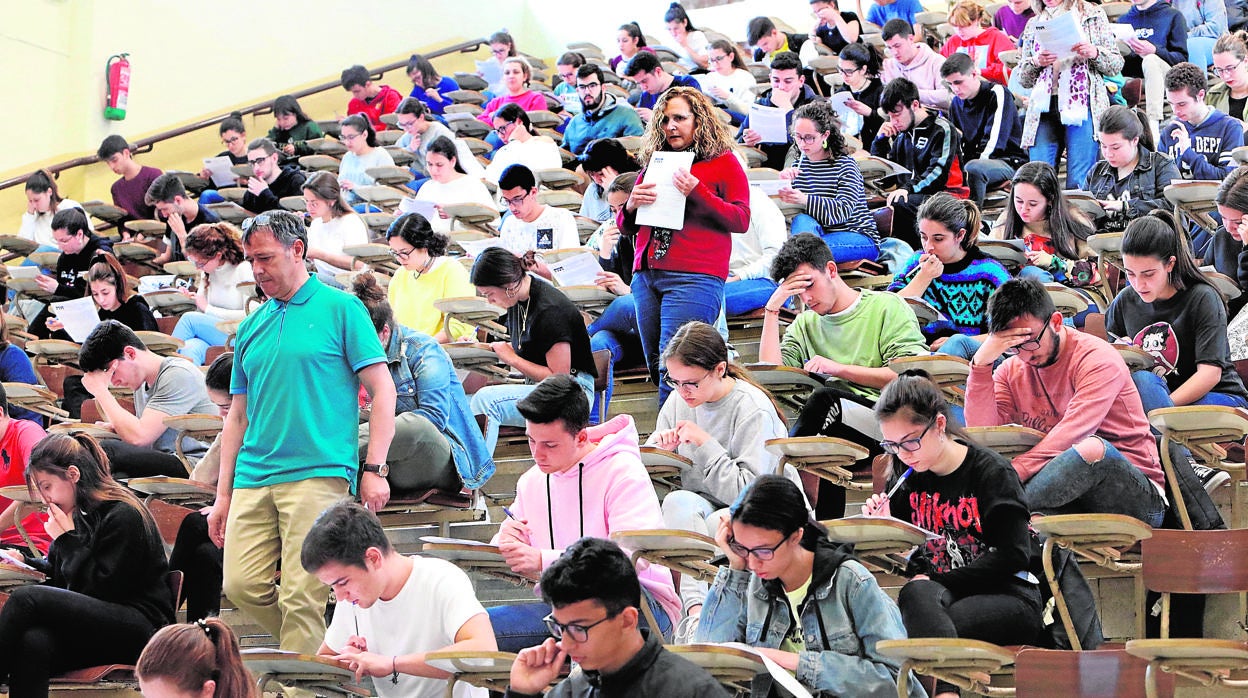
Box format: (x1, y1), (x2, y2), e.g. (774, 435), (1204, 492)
(621, 149), (751, 279)
(941, 27), (1016, 86)
(347, 85), (403, 131)
(0, 418), (49, 552)
(965, 327), (1164, 488)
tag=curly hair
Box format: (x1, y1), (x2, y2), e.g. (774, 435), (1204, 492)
(185, 222), (246, 266)
(792, 101), (851, 157)
(637, 86), (735, 164)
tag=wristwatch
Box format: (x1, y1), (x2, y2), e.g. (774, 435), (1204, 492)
(361, 463), (390, 478)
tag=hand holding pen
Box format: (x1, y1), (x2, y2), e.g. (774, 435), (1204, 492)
(862, 467), (913, 517)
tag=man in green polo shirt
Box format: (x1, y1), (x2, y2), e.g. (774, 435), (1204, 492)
(207, 210), (396, 654)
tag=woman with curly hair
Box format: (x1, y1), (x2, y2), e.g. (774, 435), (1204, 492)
(621, 85), (751, 405)
(172, 222), (255, 365)
(385, 212), (477, 343)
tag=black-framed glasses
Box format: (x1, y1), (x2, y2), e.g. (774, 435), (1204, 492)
(502, 190), (532, 208)
(838, 65), (863, 75)
(726, 533), (788, 561)
(575, 82), (602, 91)
(879, 418), (936, 455)
(1215, 60), (1245, 77)
(663, 369), (713, 391)
(543, 611), (619, 642)
(1002, 321), (1051, 356)
(241, 213), (274, 234)
(247, 156), (269, 167)
(390, 247), (415, 261)
(708, 54), (727, 63)
(792, 133), (824, 145)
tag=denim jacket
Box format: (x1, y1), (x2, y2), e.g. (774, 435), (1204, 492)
(1084, 146), (1179, 229)
(385, 326), (495, 489)
(695, 540), (923, 698)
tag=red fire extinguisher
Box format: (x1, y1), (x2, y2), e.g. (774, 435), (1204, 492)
(104, 53), (130, 121)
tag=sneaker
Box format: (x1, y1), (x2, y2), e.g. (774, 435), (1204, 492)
(1193, 463), (1230, 495)
(673, 613), (700, 645)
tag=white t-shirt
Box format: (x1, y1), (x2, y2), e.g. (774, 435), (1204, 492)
(415, 176), (499, 233)
(202, 261), (255, 320)
(696, 69), (760, 114)
(307, 214), (370, 277)
(19, 199), (90, 248)
(323, 556), (488, 698)
(499, 205), (580, 253)
(670, 30), (710, 71)
(485, 136), (563, 185)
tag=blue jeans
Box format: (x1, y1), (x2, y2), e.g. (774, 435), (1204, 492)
(198, 190), (225, 205)
(789, 214), (879, 264)
(1030, 107), (1098, 190)
(488, 588), (673, 653)
(963, 158), (1016, 207)
(588, 294), (641, 423)
(470, 371), (595, 453)
(1018, 267), (1100, 327)
(1024, 438), (1167, 526)
(172, 311), (230, 366)
(724, 278), (779, 316)
(1132, 370), (1248, 418)
(631, 270), (724, 406)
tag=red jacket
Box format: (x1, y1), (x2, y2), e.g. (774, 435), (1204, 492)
(347, 85), (403, 131)
(621, 149), (750, 279)
(941, 27), (1016, 86)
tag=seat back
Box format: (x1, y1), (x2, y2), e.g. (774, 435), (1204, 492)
(1142, 528), (1248, 595)
(1015, 648), (1173, 698)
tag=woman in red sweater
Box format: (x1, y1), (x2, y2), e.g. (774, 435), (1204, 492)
(941, 0), (1017, 85)
(621, 86), (751, 405)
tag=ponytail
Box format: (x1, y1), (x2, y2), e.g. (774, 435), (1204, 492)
(137, 618), (257, 698)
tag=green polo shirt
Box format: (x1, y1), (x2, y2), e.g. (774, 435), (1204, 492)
(230, 276), (385, 490)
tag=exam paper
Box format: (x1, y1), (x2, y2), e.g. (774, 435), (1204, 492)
(7, 266), (38, 280)
(549, 252), (603, 288)
(721, 643), (814, 698)
(398, 197), (439, 220)
(636, 150), (696, 230)
(828, 91), (864, 137)
(1034, 11), (1087, 58)
(751, 179), (787, 196)
(202, 156), (237, 188)
(1109, 23), (1136, 42)
(749, 103), (791, 144)
(50, 296), (100, 343)
(457, 236), (507, 258)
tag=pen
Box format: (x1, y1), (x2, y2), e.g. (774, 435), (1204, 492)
(502, 506), (517, 520)
(874, 467), (914, 514)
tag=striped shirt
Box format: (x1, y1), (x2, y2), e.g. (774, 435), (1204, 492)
(792, 154), (879, 242)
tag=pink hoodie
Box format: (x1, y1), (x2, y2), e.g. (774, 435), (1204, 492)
(881, 43), (953, 111)
(491, 414), (681, 623)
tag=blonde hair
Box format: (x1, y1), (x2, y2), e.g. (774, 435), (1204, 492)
(637, 86), (735, 164)
(949, 0), (991, 28)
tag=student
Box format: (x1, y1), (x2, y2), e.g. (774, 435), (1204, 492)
(579, 138), (641, 223)
(413, 137), (496, 235)
(647, 322), (792, 642)
(837, 43), (887, 145)
(695, 475), (922, 698)
(664, 2), (710, 71)
(868, 0), (925, 34)
(469, 249), (597, 453)
(19, 170), (88, 250)
(266, 94), (324, 159)
(82, 252), (158, 331)
(29, 208), (114, 340)
(889, 193), (1010, 347)
(1208, 32), (1248, 122)
(1015, 0), (1123, 189)
(137, 618), (257, 698)
(351, 274), (495, 496)
(241, 138), (307, 214)
(484, 106), (564, 186)
(477, 57), (548, 133)
(395, 99), (484, 185)
(739, 52), (822, 171)
(196, 113), (249, 203)
(0, 383), (48, 554)
(780, 101), (880, 264)
(746, 16), (810, 64)
(301, 171), (370, 286)
(384, 213), (478, 343)
(965, 278), (1168, 526)
(993, 0), (1034, 41)
(561, 63), (645, 157)
(992, 161), (1099, 288)
(871, 77), (959, 249)
(337, 114), (396, 209)
(1085, 105), (1180, 231)
(1172, 0), (1226, 70)
(1208, 166), (1248, 296)
(405, 53), (459, 116)
(553, 52), (585, 117)
(78, 320), (219, 476)
(147, 173), (221, 267)
(611, 22), (656, 76)
(624, 52), (703, 124)
(0, 323), (42, 425)
(811, 0), (863, 56)
(97, 134), (163, 222)
(696, 40), (759, 119)
(304, 502), (496, 697)
(881, 20), (953, 111)
(1159, 62), (1244, 181)
(505, 538), (723, 698)
(487, 378), (678, 653)
(940, 1), (1016, 86)
(758, 233), (929, 518)
(481, 30), (518, 96)
(1108, 212), (1248, 418)
(172, 222), (256, 365)
(340, 64), (403, 131)
(0, 433), (174, 696)
(496, 164), (580, 255)
(941, 52), (1027, 207)
(1119, 0), (1188, 139)
(866, 372), (1042, 698)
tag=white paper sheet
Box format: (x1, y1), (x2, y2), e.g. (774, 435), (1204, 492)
(1109, 23), (1137, 42)
(50, 296), (100, 343)
(720, 643), (814, 698)
(398, 197), (439, 220)
(549, 252), (603, 288)
(202, 156), (236, 188)
(476, 59), (503, 91)
(7, 266), (38, 280)
(751, 179), (787, 196)
(749, 103), (791, 144)
(828, 91), (864, 137)
(1033, 11), (1087, 58)
(636, 150), (696, 230)
(457, 236), (507, 258)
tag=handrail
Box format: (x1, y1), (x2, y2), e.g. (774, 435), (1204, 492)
(0, 37), (488, 193)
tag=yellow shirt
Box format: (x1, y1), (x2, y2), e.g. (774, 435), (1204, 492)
(387, 257), (476, 339)
(779, 576), (811, 654)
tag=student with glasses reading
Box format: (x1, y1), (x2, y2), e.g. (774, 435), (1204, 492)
(1209, 32), (1248, 122)
(695, 474), (922, 698)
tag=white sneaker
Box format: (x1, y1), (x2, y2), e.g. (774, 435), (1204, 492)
(673, 613), (700, 644)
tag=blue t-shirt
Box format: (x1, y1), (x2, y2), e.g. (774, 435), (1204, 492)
(868, 0), (923, 27)
(231, 276), (386, 489)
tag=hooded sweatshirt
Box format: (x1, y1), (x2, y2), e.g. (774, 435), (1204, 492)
(881, 43), (953, 111)
(1158, 107), (1245, 180)
(560, 93), (645, 156)
(940, 26), (1017, 85)
(1121, 0), (1189, 70)
(492, 414), (680, 623)
(347, 84), (403, 131)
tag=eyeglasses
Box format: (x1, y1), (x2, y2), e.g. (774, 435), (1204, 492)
(247, 156), (270, 167)
(575, 82), (602, 91)
(663, 369), (713, 391)
(879, 418), (936, 455)
(493, 122), (515, 138)
(190, 255), (216, 270)
(502, 191), (532, 208)
(838, 65), (863, 75)
(1002, 321), (1051, 356)
(708, 54), (727, 63)
(340, 131), (361, 142)
(396, 118), (419, 130)
(792, 133), (824, 145)
(223, 135), (243, 145)
(491, 48), (510, 56)
(241, 213), (274, 234)
(390, 247), (415, 261)
(726, 533), (788, 561)
(543, 611), (619, 642)
(1214, 60), (1244, 77)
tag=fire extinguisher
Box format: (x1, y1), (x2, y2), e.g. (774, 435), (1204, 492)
(104, 53), (130, 121)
